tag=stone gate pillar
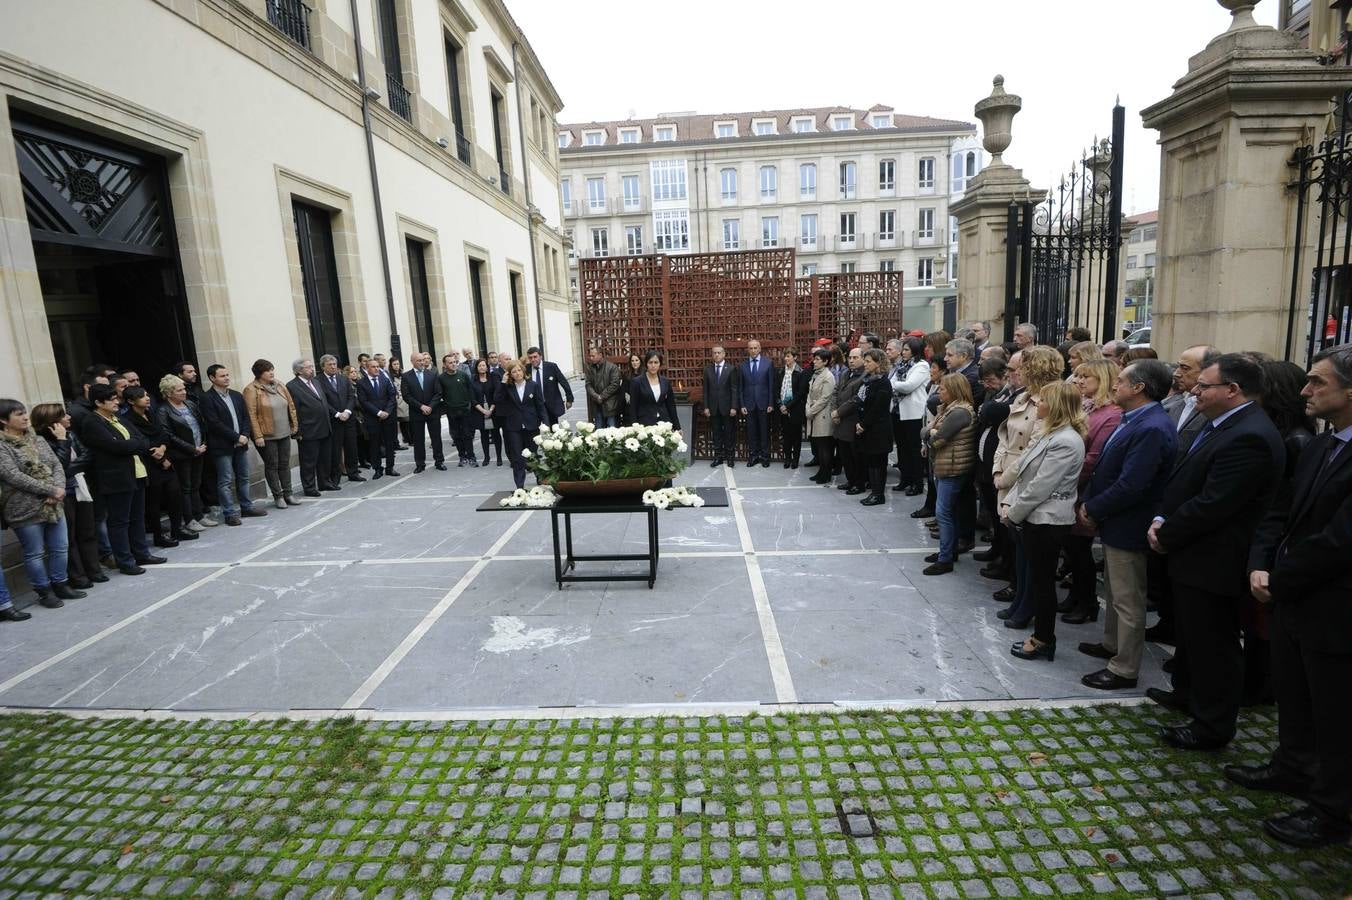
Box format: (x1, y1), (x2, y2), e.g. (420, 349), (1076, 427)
(1141, 0), (1352, 360)
(951, 76), (1044, 339)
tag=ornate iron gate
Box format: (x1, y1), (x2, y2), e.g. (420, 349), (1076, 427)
(1287, 88), (1352, 367)
(1004, 105), (1125, 344)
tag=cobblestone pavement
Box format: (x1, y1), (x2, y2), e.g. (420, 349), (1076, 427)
(1, 705), (1348, 898)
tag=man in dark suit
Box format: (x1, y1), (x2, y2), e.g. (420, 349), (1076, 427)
(526, 346), (573, 426)
(286, 357), (333, 497)
(1234, 344), (1352, 848)
(702, 344), (740, 467)
(1077, 360), (1178, 691)
(199, 364), (265, 526)
(356, 358), (400, 478)
(402, 351), (445, 473)
(319, 354), (363, 487)
(739, 338), (774, 466)
(1147, 353), (1285, 751)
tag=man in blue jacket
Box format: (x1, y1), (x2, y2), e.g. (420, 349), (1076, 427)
(199, 364), (266, 526)
(739, 338), (774, 466)
(1076, 359), (1177, 690)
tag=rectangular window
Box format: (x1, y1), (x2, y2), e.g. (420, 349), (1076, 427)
(650, 159), (688, 202)
(406, 237), (435, 358)
(839, 212), (856, 245)
(761, 216), (779, 248)
(558, 132), (571, 149)
(444, 38), (471, 165)
(654, 125), (675, 141)
(952, 153), (965, 192)
(583, 130), (604, 146)
(917, 208), (935, 240)
(917, 258), (933, 286)
(591, 227), (609, 257)
(871, 114), (892, 128)
(840, 262), (856, 273)
(832, 115), (854, 131)
(1144, 253), (1157, 267)
(949, 215), (958, 243)
(1126, 256), (1138, 269)
(653, 210), (690, 252)
(760, 165), (777, 199)
(879, 259), (895, 273)
(490, 90), (510, 195)
(950, 252), (958, 282)
(722, 219), (740, 251)
(918, 157), (935, 189)
(623, 175), (641, 210)
(753, 120), (775, 135)
(839, 161), (856, 199)
(561, 179), (572, 214)
(878, 210), (895, 241)
(619, 128), (639, 143)
(1143, 225), (1158, 241)
(587, 177), (606, 211)
(716, 122), (736, 138)
(799, 163), (816, 198)
(878, 159), (895, 193)
(793, 117), (814, 133)
(800, 213), (817, 248)
(375, 0), (410, 121)
(293, 200), (348, 364)
(720, 167), (737, 201)
(801, 263), (817, 276)
(625, 225), (643, 255)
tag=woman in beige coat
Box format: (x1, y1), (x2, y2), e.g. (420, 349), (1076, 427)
(242, 359), (300, 509)
(805, 348), (837, 484)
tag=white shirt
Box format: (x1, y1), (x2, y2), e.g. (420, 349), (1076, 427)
(1175, 393), (1198, 431)
(648, 378), (661, 400)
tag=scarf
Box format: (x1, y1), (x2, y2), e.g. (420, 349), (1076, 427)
(0, 429), (59, 524)
(857, 372), (883, 403)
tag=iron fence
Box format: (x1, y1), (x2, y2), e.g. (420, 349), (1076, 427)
(266, 0), (312, 50)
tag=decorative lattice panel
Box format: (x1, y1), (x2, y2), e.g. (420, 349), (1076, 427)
(814, 272), (905, 345)
(577, 255), (665, 361)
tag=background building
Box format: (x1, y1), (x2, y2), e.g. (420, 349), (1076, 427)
(0, 0), (575, 408)
(557, 105), (977, 333)
(1122, 210), (1157, 333)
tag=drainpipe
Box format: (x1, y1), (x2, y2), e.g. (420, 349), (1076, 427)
(512, 41), (547, 355)
(348, 0), (401, 363)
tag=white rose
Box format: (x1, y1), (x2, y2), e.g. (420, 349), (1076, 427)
(569, 438), (583, 450)
(676, 442), (688, 453)
(578, 422), (595, 434)
(533, 435), (546, 445)
(585, 435), (599, 448)
(520, 448), (532, 459)
(624, 438), (641, 451)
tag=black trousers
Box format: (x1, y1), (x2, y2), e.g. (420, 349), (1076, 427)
(62, 495), (99, 581)
(862, 451), (887, 497)
(1024, 522), (1070, 645)
(709, 412), (736, 461)
(837, 440), (862, 487)
(504, 428), (530, 488)
(956, 475), (977, 543)
(1147, 548), (1174, 629)
(447, 413), (473, 460)
(409, 411), (444, 467)
(745, 408), (769, 462)
(809, 436), (833, 478)
(479, 427), (502, 462)
(977, 476), (1008, 563)
(367, 417), (397, 472)
(145, 467), (184, 538)
(329, 417), (360, 477)
(1171, 581), (1244, 743)
(895, 419), (923, 487)
(1270, 599), (1352, 824)
(104, 481), (150, 567)
(297, 434), (331, 492)
(1063, 533), (1097, 613)
(178, 455), (205, 521)
(780, 417), (803, 464)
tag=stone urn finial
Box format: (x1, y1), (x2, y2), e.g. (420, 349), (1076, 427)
(975, 75), (1022, 166)
(1217, 0), (1261, 32)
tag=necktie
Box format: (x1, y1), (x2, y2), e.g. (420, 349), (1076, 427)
(417, 370), (424, 390)
(717, 364), (722, 379)
(306, 379), (319, 398)
(537, 368), (543, 389)
(329, 374), (337, 390)
(752, 359), (758, 376)
(1316, 436), (1345, 483)
(1187, 421), (1215, 455)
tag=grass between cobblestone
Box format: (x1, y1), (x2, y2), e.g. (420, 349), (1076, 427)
(0, 704), (1347, 899)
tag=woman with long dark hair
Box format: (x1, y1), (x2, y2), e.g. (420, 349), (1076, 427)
(854, 349), (893, 506)
(125, 386), (196, 548)
(471, 358), (503, 466)
(31, 402), (101, 589)
(619, 352), (644, 426)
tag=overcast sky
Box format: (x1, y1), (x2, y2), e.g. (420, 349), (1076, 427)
(514, 0), (1280, 216)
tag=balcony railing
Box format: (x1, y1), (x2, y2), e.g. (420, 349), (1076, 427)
(498, 168), (510, 196)
(386, 74), (412, 122)
(266, 0), (312, 50)
(454, 132), (471, 167)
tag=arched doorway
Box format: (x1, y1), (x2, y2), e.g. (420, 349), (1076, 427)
(12, 113), (194, 396)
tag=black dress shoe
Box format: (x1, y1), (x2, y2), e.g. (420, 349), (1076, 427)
(709, 459), (722, 467)
(88, 572), (110, 584)
(922, 561), (953, 576)
(1144, 623), (1175, 645)
(1146, 687), (1188, 713)
(52, 582), (87, 601)
(891, 483), (907, 492)
(372, 471), (383, 480)
(304, 490), (322, 498)
(979, 565), (1012, 581)
(910, 507), (935, 519)
(955, 539), (974, 555)
(996, 607), (1015, 620)
(1060, 608), (1098, 625)
(809, 475), (830, 484)
(153, 537), (180, 549)
(119, 564), (145, 576)
(1160, 724), (1228, 751)
(1080, 668), (1137, 690)
(1262, 807), (1351, 848)
(70, 576), (94, 590)
(727, 460), (734, 468)
(386, 469), (401, 477)
(414, 465), (426, 473)
(804, 458), (819, 467)
(1162, 656), (1177, 675)
(435, 463), (448, 471)
(904, 485), (924, 496)
(845, 486), (867, 495)
(1224, 763), (1308, 800)
(172, 531), (200, 541)
(0, 607), (32, 621)
(1077, 642), (1114, 660)
(135, 555), (167, 565)
(924, 552), (941, 563)
(1003, 617), (1031, 629)
(992, 586), (1016, 602)
(319, 484), (339, 492)
(1010, 639), (1055, 662)
(1057, 596), (1076, 614)
(348, 474), (367, 483)
(836, 482), (851, 491)
(783, 462), (791, 469)
(972, 548), (1000, 562)
(761, 460), (771, 468)
(100, 554), (116, 570)
(240, 508), (268, 517)
(859, 495), (885, 506)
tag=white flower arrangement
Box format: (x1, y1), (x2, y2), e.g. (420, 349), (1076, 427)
(499, 485), (559, 508)
(525, 420), (688, 483)
(642, 486), (704, 509)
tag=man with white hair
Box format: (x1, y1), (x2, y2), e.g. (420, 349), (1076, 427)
(1013, 322), (1037, 350)
(286, 358), (332, 497)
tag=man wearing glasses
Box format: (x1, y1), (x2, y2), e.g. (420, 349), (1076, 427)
(1146, 354), (1285, 752)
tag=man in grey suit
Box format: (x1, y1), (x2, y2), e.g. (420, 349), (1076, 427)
(702, 344), (740, 467)
(286, 358), (333, 497)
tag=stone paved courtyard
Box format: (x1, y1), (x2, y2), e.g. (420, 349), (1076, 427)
(0, 403), (1172, 714)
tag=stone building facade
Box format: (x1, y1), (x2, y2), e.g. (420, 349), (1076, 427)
(0, 0), (574, 407)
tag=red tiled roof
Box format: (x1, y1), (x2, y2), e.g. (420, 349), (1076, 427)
(1126, 209), (1158, 226)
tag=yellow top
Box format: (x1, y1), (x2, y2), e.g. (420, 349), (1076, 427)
(105, 416), (147, 479)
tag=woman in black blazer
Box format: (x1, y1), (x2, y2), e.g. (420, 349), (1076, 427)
(775, 350), (810, 468)
(629, 351), (681, 426)
(470, 358), (503, 466)
(493, 360), (548, 488)
(854, 349), (895, 506)
(77, 383), (159, 575)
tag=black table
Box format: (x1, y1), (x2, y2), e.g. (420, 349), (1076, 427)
(477, 487), (729, 589)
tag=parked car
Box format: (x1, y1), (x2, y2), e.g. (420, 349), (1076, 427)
(1124, 326), (1151, 347)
